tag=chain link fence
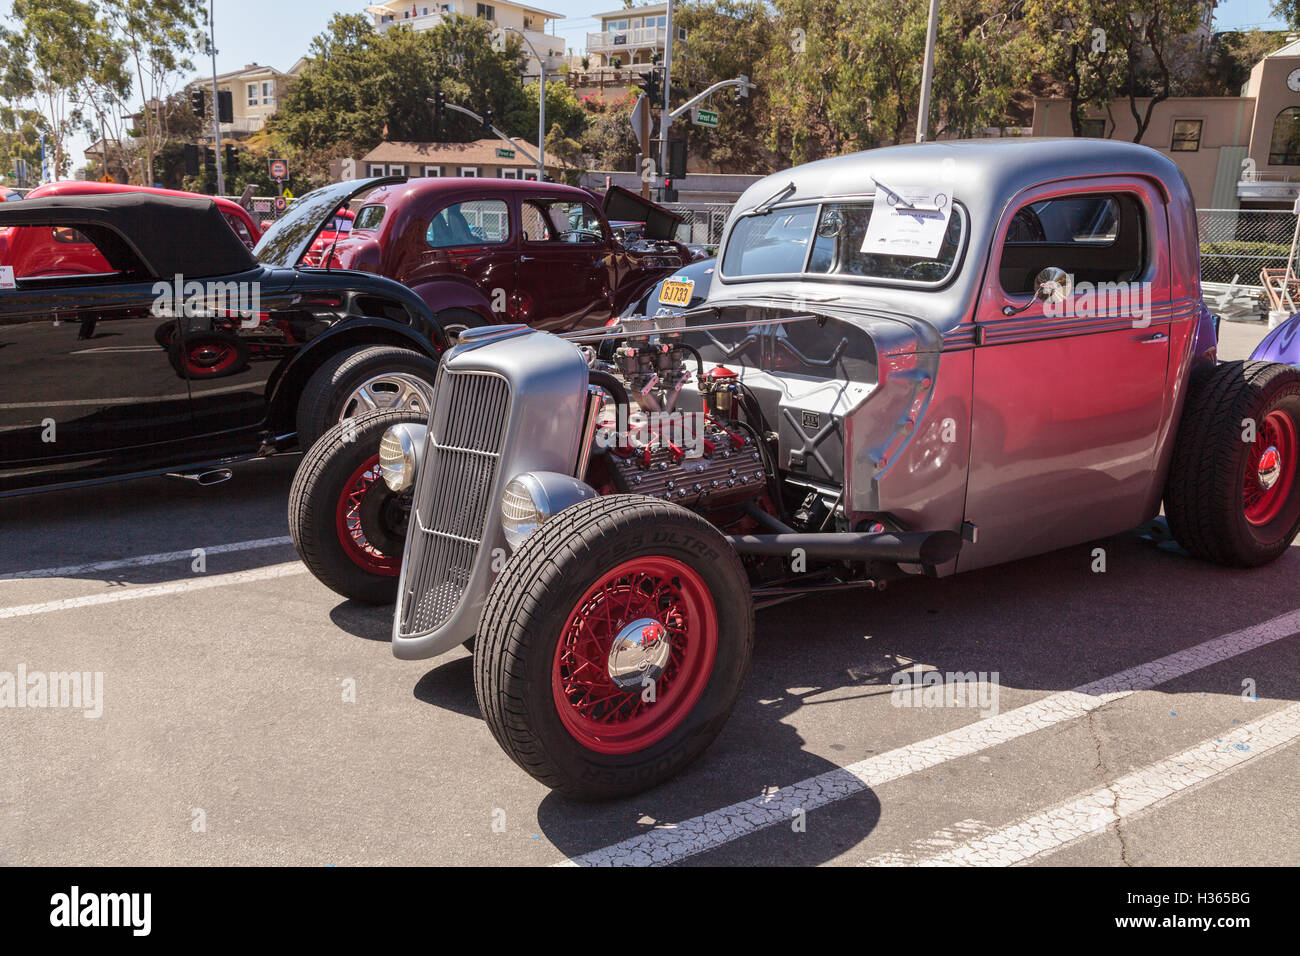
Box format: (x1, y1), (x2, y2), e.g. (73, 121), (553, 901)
(663, 202), (733, 249)
(1198, 208), (1297, 287)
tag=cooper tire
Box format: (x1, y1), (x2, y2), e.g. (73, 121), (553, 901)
(295, 344), (437, 450)
(289, 408), (424, 603)
(1165, 360), (1300, 566)
(474, 495), (753, 800)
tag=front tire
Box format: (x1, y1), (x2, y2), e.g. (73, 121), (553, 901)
(474, 496), (754, 800)
(289, 408), (424, 603)
(1165, 360), (1300, 566)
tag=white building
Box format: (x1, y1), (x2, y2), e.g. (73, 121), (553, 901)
(366, 1), (565, 75)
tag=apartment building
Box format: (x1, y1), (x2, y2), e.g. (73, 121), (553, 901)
(367, 1), (565, 74)
(584, 3), (680, 71)
(1033, 36), (1300, 209)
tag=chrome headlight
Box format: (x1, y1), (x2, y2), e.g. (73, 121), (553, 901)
(501, 471), (598, 551)
(378, 423), (426, 492)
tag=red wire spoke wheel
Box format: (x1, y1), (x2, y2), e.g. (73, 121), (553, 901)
(1243, 409), (1297, 527)
(552, 556), (718, 755)
(334, 454), (402, 577)
(475, 495), (754, 800)
(289, 408), (426, 604)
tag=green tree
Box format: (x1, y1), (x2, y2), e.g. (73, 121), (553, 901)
(673, 0), (776, 172)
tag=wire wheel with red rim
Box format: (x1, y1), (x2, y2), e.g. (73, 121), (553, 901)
(334, 454), (404, 577)
(475, 495), (754, 800)
(553, 556), (718, 755)
(1165, 360), (1300, 567)
(1243, 409), (1297, 527)
(289, 408), (426, 604)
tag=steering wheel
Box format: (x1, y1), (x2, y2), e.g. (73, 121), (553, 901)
(902, 260), (947, 281)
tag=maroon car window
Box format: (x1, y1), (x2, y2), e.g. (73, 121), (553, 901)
(999, 193), (1145, 296)
(522, 200), (603, 243)
(426, 199), (509, 248)
(353, 205), (386, 231)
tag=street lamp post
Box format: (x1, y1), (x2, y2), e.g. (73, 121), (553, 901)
(505, 26), (547, 180)
(209, 0), (225, 193)
(915, 0), (940, 143)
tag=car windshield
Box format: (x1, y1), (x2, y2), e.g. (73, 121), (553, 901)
(721, 200), (964, 285)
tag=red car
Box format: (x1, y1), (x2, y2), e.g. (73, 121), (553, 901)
(0, 181), (261, 277)
(301, 207), (355, 267)
(319, 179), (688, 337)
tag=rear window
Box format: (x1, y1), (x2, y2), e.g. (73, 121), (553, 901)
(721, 201), (964, 285)
(353, 205), (386, 231)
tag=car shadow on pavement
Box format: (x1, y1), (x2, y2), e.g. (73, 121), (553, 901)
(327, 601), (396, 643)
(533, 530), (1300, 864)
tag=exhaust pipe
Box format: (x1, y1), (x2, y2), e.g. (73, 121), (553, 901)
(727, 529), (963, 567)
(164, 468), (233, 487)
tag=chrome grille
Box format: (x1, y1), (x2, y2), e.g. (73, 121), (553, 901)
(398, 369), (510, 636)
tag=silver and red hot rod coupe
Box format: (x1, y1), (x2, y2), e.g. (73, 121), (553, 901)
(290, 138), (1300, 799)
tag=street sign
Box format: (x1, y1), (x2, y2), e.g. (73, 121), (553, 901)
(692, 108), (720, 128)
(268, 158), (289, 182)
(630, 93), (647, 151)
(273, 196), (287, 213)
(99, 174), (115, 183)
(495, 147), (516, 159)
(281, 187), (294, 200)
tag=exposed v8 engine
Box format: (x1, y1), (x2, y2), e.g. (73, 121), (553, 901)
(583, 331), (769, 511)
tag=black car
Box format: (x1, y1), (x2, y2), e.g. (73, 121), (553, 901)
(0, 183), (448, 497)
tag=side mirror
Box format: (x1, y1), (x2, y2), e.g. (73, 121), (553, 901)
(1003, 266), (1072, 316)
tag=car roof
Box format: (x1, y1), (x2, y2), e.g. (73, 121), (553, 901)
(26, 181), (257, 227)
(362, 177), (598, 206)
(0, 192), (258, 278)
(734, 137), (1188, 220)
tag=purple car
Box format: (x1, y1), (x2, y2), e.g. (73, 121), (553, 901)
(1251, 314), (1300, 365)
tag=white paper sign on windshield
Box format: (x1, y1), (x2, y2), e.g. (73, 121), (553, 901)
(0, 266), (15, 290)
(861, 186), (952, 259)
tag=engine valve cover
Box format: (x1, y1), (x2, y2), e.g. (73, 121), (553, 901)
(608, 425), (766, 508)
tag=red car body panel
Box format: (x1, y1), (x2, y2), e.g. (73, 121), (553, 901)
(0, 182), (262, 278)
(323, 178), (687, 332)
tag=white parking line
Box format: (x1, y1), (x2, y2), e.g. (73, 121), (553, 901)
(557, 609), (1300, 867)
(863, 703), (1300, 866)
(0, 536), (294, 582)
(0, 562), (306, 619)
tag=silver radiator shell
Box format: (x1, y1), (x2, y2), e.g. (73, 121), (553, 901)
(391, 327), (590, 660)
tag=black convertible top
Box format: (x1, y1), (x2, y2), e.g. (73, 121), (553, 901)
(0, 191), (258, 279)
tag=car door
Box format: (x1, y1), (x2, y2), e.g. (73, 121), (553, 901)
(514, 196), (614, 331)
(405, 196), (517, 322)
(958, 177), (1172, 571)
(0, 238), (189, 492)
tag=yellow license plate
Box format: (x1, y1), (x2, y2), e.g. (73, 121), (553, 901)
(658, 278), (695, 307)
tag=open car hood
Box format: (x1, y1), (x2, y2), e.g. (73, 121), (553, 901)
(254, 176), (406, 268)
(601, 185), (684, 241)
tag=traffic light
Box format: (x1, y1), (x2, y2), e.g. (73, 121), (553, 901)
(190, 89), (205, 117)
(662, 177), (678, 202)
(204, 147), (215, 174)
(482, 108), (493, 135)
(184, 144), (199, 176)
(224, 144), (237, 175)
(217, 89), (233, 124)
(637, 68), (662, 104)
(433, 89), (445, 121)
(668, 139), (687, 180)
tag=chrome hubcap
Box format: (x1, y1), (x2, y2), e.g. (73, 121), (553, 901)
(341, 372), (433, 421)
(1258, 445), (1282, 491)
(607, 617), (673, 689)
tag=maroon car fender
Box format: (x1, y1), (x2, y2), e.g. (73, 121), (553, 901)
(408, 277), (499, 326)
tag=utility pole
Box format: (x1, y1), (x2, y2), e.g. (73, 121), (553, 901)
(658, 0), (674, 183)
(209, 0), (225, 194)
(506, 27), (547, 180)
(915, 0), (939, 143)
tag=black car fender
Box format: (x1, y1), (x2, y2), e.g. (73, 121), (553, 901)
(263, 316), (445, 436)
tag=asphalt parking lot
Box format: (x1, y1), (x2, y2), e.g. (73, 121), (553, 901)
(2, 318), (1297, 867)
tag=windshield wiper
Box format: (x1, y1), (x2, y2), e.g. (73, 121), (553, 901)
(753, 181), (795, 215)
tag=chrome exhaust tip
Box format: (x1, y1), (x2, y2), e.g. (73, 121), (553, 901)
(164, 468), (233, 486)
